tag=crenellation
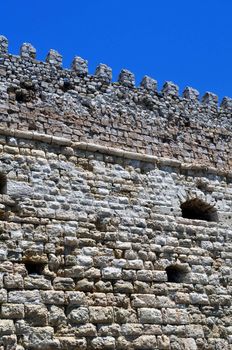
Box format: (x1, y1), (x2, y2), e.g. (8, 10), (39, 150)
(95, 63), (112, 83)
(71, 56), (88, 76)
(140, 75), (157, 92)
(202, 91), (218, 105)
(46, 49), (62, 67)
(118, 69), (135, 87)
(0, 36), (232, 349)
(162, 81), (179, 96)
(220, 96), (232, 110)
(0, 35), (8, 55)
(182, 86), (199, 101)
(20, 43), (36, 59)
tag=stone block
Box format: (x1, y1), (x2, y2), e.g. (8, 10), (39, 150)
(202, 92), (218, 105)
(72, 56), (88, 76)
(102, 267), (122, 279)
(140, 75), (157, 92)
(133, 335), (157, 349)
(118, 69), (135, 87)
(98, 323), (121, 337)
(157, 335), (170, 349)
(46, 49), (62, 66)
(53, 277), (75, 290)
(139, 308), (162, 324)
(27, 326), (55, 348)
(121, 323), (143, 336)
(0, 319), (15, 335)
(162, 81), (179, 96)
(114, 307), (138, 323)
(91, 336), (115, 350)
(183, 86), (199, 100)
(131, 294), (157, 308)
(48, 305), (66, 327)
(68, 307), (89, 324)
(0, 289), (7, 303)
(95, 64), (112, 83)
(65, 291), (86, 305)
(4, 273), (24, 289)
(1, 303), (24, 319)
(8, 291), (41, 304)
(58, 337), (87, 350)
(75, 323), (97, 337)
(190, 293), (209, 305)
(20, 43), (36, 59)
(89, 306), (113, 324)
(0, 35), (8, 54)
(162, 308), (189, 325)
(41, 291), (65, 305)
(25, 304), (48, 326)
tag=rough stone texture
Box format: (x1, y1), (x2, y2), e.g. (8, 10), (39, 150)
(0, 37), (232, 349)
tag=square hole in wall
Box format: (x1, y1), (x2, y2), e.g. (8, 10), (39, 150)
(0, 173), (7, 194)
(25, 262), (45, 275)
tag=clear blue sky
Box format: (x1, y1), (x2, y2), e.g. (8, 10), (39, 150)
(2, 0), (232, 101)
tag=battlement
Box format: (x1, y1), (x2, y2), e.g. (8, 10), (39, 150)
(0, 35), (232, 171)
(1, 35), (232, 109)
(1, 36), (232, 350)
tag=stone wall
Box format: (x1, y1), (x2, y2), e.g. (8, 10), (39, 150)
(0, 36), (232, 169)
(0, 36), (232, 350)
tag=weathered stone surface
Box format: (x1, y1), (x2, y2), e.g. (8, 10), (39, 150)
(95, 64), (112, 83)
(0, 36), (231, 349)
(68, 307), (89, 324)
(20, 43), (36, 59)
(139, 308), (162, 324)
(72, 56), (88, 76)
(1, 303), (24, 319)
(46, 49), (62, 66)
(0, 319), (15, 335)
(89, 307), (114, 324)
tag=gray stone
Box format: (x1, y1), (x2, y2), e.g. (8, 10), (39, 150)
(95, 64), (112, 83)
(202, 91), (218, 105)
(139, 308), (162, 324)
(0, 35), (8, 54)
(20, 43), (36, 59)
(140, 76), (157, 92)
(118, 69), (135, 87)
(72, 56), (88, 76)
(68, 307), (89, 324)
(89, 307), (113, 324)
(46, 49), (62, 66)
(162, 81), (179, 96)
(0, 320), (15, 335)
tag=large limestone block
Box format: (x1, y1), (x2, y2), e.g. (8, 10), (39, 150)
(138, 308), (162, 324)
(89, 306), (114, 324)
(0, 319), (15, 335)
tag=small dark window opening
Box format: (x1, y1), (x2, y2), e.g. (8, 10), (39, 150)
(181, 198), (218, 222)
(62, 78), (73, 92)
(166, 265), (188, 283)
(0, 173), (7, 194)
(25, 262), (45, 275)
(95, 216), (107, 232)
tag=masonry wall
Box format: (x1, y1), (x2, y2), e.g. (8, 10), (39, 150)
(0, 37), (232, 170)
(0, 36), (232, 350)
(0, 134), (231, 350)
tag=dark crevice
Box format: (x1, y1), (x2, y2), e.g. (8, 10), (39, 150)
(166, 265), (188, 283)
(25, 262), (45, 275)
(181, 198), (218, 222)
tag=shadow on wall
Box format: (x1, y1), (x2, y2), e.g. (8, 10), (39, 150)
(181, 198), (218, 222)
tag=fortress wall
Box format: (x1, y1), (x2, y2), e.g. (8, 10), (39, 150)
(0, 36), (231, 170)
(0, 36), (232, 349)
(0, 134), (231, 349)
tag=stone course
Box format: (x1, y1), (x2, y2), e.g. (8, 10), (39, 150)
(0, 36), (231, 349)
